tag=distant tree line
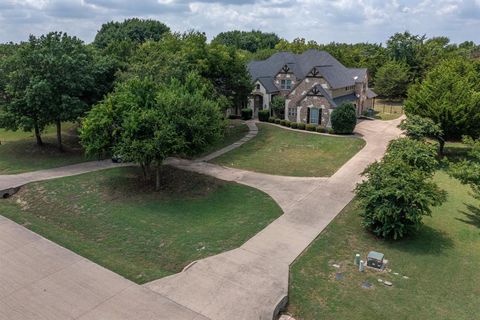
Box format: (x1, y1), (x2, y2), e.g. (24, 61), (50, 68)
(1, 20), (480, 190)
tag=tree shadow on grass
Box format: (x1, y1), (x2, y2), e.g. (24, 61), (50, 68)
(384, 225), (454, 255)
(457, 204), (480, 229)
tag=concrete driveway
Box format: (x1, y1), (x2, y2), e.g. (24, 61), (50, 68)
(146, 117), (403, 319)
(0, 117), (402, 320)
(0, 215), (207, 320)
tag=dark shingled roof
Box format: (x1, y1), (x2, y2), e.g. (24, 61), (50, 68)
(366, 88), (378, 99)
(247, 49), (363, 92)
(333, 93), (358, 107)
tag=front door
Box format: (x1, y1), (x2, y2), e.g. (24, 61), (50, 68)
(253, 95), (263, 118)
(310, 108), (320, 125)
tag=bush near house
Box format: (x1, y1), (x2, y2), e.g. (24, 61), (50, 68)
(268, 117), (276, 123)
(316, 126), (326, 133)
(258, 110), (270, 122)
(241, 108), (253, 120)
(291, 122), (298, 129)
(331, 103), (357, 134)
(297, 123), (306, 130)
(280, 120), (286, 126)
(284, 120), (291, 127)
(306, 124), (316, 131)
(275, 118), (281, 124)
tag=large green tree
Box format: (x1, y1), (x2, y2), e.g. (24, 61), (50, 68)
(212, 30), (280, 53)
(93, 18), (170, 49)
(80, 73), (224, 190)
(374, 60), (410, 98)
(0, 32), (97, 149)
(450, 137), (480, 198)
(399, 115), (445, 155)
(120, 31), (252, 111)
(356, 138), (445, 239)
(405, 58), (480, 144)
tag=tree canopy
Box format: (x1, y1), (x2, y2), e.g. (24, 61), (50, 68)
(450, 137), (480, 198)
(374, 60), (410, 98)
(0, 32), (100, 149)
(405, 58), (480, 142)
(212, 30), (280, 53)
(356, 136), (446, 239)
(80, 73), (224, 190)
(120, 31), (252, 110)
(93, 18), (170, 49)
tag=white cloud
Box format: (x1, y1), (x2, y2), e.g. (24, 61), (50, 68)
(0, 0), (479, 44)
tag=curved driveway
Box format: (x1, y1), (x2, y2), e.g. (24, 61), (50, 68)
(0, 118), (402, 320)
(146, 118), (403, 319)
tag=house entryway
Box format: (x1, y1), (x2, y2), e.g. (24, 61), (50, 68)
(253, 94), (263, 118)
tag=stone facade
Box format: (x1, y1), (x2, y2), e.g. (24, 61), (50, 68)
(246, 50), (377, 125)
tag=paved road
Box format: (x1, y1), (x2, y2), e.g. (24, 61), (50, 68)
(0, 118), (402, 320)
(0, 215), (207, 320)
(146, 118), (403, 319)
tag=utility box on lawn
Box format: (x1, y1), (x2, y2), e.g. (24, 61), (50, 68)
(367, 251), (384, 269)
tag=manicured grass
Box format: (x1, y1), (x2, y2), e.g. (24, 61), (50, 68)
(193, 119), (249, 158)
(0, 123), (91, 174)
(372, 100), (404, 120)
(211, 123), (365, 177)
(288, 172), (480, 320)
(0, 166), (282, 284)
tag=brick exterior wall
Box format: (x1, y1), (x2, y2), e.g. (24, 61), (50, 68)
(274, 72), (297, 93)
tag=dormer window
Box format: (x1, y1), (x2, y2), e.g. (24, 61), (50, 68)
(281, 79), (292, 90)
(256, 84), (260, 90)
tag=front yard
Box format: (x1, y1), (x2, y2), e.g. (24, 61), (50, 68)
(287, 172), (480, 320)
(0, 166), (282, 284)
(0, 123), (91, 174)
(211, 124), (365, 177)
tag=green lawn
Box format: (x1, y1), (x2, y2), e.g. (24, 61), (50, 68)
(288, 172), (480, 320)
(0, 123), (91, 174)
(193, 119), (249, 158)
(372, 99), (404, 120)
(0, 166), (282, 284)
(211, 124), (365, 177)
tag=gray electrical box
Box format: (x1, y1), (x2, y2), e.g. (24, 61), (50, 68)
(367, 251), (384, 269)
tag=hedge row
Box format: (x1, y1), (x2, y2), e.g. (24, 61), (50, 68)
(261, 116), (334, 134)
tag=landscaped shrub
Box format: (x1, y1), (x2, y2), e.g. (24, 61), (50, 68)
(274, 118), (281, 124)
(356, 152), (446, 239)
(306, 124), (317, 131)
(285, 120), (291, 127)
(331, 103), (357, 134)
(268, 117), (276, 123)
(328, 127), (335, 134)
(316, 126), (326, 133)
(280, 120), (286, 126)
(258, 110), (270, 122)
(297, 123), (306, 130)
(241, 108), (253, 120)
(228, 114), (241, 120)
(290, 122), (298, 129)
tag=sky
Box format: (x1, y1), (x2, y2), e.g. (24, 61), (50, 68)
(0, 0), (480, 44)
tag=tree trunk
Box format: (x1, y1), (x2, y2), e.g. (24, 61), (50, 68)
(438, 138), (445, 157)
(56, 119), (63, 152)
(155, 165), (160, 191)
(141, 163), (149, 182)
(34, 121), (43, 146)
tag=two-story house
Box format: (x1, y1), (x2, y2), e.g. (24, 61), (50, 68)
(247, 49), (377, 127)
